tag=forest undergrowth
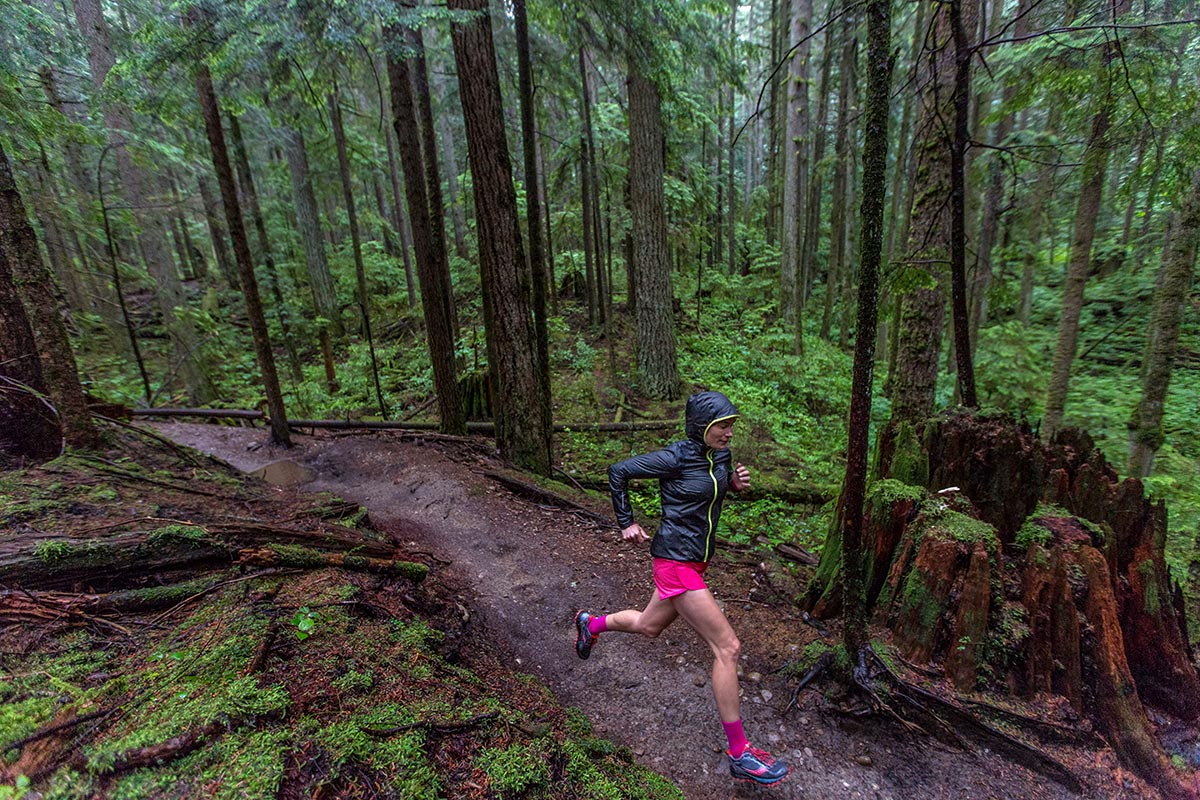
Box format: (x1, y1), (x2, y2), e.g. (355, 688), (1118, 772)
(76, 237), (1200, 633)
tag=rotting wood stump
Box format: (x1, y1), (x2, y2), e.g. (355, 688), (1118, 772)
(805, 410), (1200, 799)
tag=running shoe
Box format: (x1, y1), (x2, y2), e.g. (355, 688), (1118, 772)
(728, 744), (789, 785)
(574, 610), (597, 659)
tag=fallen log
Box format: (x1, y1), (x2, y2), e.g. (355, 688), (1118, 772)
(3, 519), (392, 592)
(235, 545), (428, 582)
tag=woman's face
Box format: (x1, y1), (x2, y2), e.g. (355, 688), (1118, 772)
(705, 418), (736, 449)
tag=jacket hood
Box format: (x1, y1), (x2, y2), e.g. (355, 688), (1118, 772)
(684, 391), (740, 445)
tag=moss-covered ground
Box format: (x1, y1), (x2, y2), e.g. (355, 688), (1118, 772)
(0, 430), (682, 800)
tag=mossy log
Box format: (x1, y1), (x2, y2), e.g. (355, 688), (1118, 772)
(1, 519), (393, 592)
(235, 545), (428, 581)
(807, 411), (1200, 798)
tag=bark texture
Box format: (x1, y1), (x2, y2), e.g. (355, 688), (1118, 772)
(1, 141), (97, 449)
(386, 19), (465, 437)
(0, 149), (61, 463)
(627, 68), (679, 400)
(1127, 166), (1200, 476)
(449, 0), (551, 474)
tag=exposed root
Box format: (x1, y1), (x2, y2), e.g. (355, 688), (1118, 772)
(362, 710), (499, 738)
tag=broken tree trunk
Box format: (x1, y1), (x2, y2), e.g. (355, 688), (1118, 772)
(805, 411), (1199, 799)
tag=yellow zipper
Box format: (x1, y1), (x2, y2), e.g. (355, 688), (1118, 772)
(704, 450), (718, 561)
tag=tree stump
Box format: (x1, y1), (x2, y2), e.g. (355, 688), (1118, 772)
(806, 411), (1200, 798)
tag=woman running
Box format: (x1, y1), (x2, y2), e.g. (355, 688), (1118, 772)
(574, 390), (789, 786)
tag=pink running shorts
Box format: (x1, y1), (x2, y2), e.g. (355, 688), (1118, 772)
(652, 558), (709, 600)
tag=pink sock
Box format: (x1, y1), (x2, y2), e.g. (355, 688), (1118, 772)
(587, 615), (607, 635)
(723, 720), (748, 756)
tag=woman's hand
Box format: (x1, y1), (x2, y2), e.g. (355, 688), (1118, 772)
(731, 462), (751, 491)
(622, 523), (650, 543)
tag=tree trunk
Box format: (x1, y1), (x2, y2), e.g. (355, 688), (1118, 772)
(627, 68), (679, 400)
(513, 0), (553, 463)
(726, 2), (737, 278)
(1127, 165), (1200, 476)
(1041, 108), (1114, 441)
(888, 0), (957, 427)
(431, 68), (471, 262)
(948, 0), (977, 407)
(814, 412), (1199, 799)
(196, 172), (237, 290)
(885, 0), (929, 264)
(381, 94), (417, 308)
(579, 47), (598, 327)
(385, 16), (465, 437)
(841, 0), (893, 655)
(73, 0), (214, 405)
(449, 0), (551, 474)
(779, 0), (811, 326)
(822, 10), (857, 343)
(228, 112), (302, 383)
(191, 24), (290, 447)
(282, 126), (340, 393)
(799, 22), (834, 314)
(408, 25), (460, 339)
(328, 91), (387, 419)
(0, 142), (77, 459)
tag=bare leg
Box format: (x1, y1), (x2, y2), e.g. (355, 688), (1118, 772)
(601, 589), (678, 638)
(673, 588), (741, 723)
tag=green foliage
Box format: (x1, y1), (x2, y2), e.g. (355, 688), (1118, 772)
(291, 607), (320, 640)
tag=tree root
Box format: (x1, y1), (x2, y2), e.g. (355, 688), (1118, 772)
(362, 711), (499, 738)
(483, 471), (611, 526)
(861, 647), (1083, 793)
(72, 720), (227, 775)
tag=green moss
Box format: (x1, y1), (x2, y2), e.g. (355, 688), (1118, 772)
(123, 577), (215, 606)
(564, 706), (594, 737)
(899, 571), (944, 634)
(267, 543), (326, 568)
(146, 524), (213, 548)
(332, 670), (374, 694)
(1015, 518), (1053, 550)
(478, 742), (550, 796)
(923, 509), (999, 558)
(887, 422), (928, 487)
(869, 478), (926, 506)
(0, 697), (55, 763)
(342, 554), (368, 571)
(33, 539), (75, 565)
(86, 485), (119, 502)
(375, 731), (440, 798)
(311, 719), (376, 766)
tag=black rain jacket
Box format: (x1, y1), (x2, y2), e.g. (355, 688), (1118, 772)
(608, 391), (740, 563)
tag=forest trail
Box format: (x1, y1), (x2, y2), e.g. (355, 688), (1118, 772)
(154, 422), (1106, 800)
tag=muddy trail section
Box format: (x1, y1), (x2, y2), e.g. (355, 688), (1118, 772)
(155, 422), (1152, 800)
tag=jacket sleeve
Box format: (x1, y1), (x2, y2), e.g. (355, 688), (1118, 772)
(608, 448), (679, 529)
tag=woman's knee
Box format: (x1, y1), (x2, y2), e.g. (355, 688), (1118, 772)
(635, 617), (666, 638)
(714, 635), (740, 663)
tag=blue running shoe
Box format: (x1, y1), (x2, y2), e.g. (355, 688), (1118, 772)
(728, 744), (789, 785)
(575, 610), (597, 659)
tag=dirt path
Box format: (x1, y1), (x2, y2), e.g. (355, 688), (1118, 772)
(155, 423), (1105, 800)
